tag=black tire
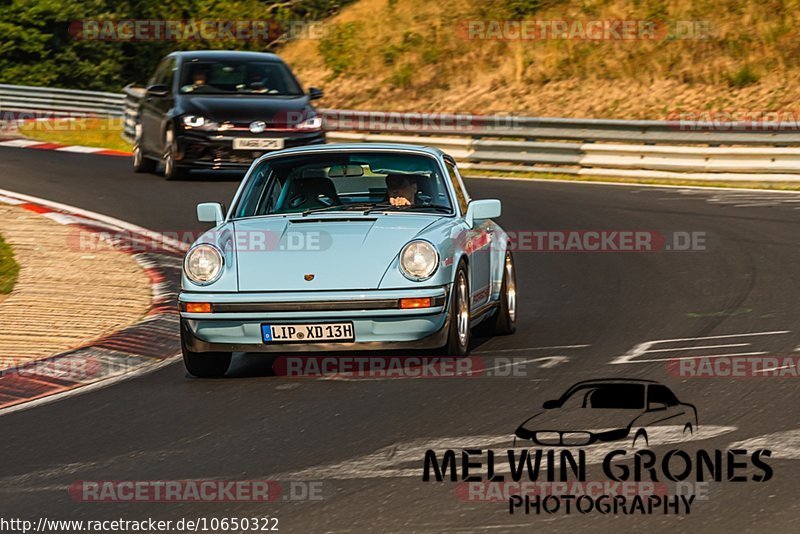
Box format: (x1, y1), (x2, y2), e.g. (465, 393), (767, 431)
(442, 262), (470, 357)
(181, 326), (231, 378)
(162, 126), (189, 180)
(182, 347), (232, 378)
(132, 124), (157, 173)
(474, 251), (517, 336)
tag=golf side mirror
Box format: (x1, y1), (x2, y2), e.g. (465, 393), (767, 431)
(308, 87), (324, 100)
(146, 84), (169, 98)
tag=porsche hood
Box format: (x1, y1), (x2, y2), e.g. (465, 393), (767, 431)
(232, 215), (438, 291)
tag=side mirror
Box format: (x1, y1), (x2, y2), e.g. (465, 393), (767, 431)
(197, 202), (224, 225)
(465, 199), (501, 228)
(647, 401), (667, 412)
(542, 400), (560, 409)
(308, 87), (324, 100)
(146, 84), (169, 98)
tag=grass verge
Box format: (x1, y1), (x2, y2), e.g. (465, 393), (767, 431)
(14, 118), (800, 191)
(19, 118), (131, 152)
(463, 169), (800, 191)
(0, 233), (20, 296)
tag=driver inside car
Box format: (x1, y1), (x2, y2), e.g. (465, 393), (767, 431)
(386, 174), (418, 206)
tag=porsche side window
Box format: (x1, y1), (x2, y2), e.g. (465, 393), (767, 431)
(445, 161), (468, 214)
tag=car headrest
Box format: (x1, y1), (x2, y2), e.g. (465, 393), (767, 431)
(301, 168), (328, 179)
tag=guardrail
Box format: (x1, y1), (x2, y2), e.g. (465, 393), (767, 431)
(5, 84), (800, 181)
(0, 84), (125, 117)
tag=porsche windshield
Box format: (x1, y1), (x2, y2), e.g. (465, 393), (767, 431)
(233, 152), (455, 217)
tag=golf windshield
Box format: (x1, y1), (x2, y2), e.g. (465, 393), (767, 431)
(179, 60), (303, 95)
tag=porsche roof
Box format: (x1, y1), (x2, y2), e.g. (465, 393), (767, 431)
(258, 143), (449, 160)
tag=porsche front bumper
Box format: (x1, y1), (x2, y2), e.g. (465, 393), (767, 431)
(179, 286), (451, 352)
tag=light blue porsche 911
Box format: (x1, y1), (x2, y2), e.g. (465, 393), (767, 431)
(178, 143), (516, 377)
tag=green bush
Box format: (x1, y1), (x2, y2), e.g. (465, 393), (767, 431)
(389, 63), (414, 88)
(319, 21), (363, 78)
(726, 64), (760, 88)
(0, 234), (19, 295)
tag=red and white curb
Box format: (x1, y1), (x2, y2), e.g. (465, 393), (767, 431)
(0, 138), (130, 157)
(0, 188), (186, 416)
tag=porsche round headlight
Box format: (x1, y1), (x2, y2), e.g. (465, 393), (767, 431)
(184, 244), (224, 285)
(400, 240), (439, 281)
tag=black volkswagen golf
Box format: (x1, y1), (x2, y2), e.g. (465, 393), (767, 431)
(132, 50), (325, 179)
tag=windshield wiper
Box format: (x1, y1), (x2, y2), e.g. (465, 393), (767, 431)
(301, 202), (378, 217)
(364, 204), (452, 215)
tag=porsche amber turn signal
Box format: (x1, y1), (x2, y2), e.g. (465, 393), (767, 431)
(184, 302), (212, 313)
(399, 297), (433, 309)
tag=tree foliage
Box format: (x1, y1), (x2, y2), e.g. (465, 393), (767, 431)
(0, 0), (354, 91)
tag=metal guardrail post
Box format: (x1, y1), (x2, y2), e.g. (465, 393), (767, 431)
(2, 84), (800, 180)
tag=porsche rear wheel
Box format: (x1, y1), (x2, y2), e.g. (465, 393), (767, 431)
(443, 263), (470, 357)
(475, 251), (517, 336)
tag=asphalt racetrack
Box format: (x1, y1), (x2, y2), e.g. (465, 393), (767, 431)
(2, 146), (800, 532)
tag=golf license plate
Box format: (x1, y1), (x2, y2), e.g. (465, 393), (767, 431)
(232, 138), (284, 150)
(262, 322), (355, 343)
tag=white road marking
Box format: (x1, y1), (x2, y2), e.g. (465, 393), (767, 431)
(729, 429), (800, 460)
(612, 331), (790, 364)
(0, 139), (45, 148)
(0, 194), (25, 205)
(474, 344), (590, 354)
(0, 188), (184, 417)
(0, 355), (179, 418)
(464, 174), (800, 195)
(273, 426), (738, 481)
(0, 187), (189, 253)
(626, 351), (769, 364)
(55, 145), (103, 153)
(645, 342), (751, 353)
(463, 355), (569, 375)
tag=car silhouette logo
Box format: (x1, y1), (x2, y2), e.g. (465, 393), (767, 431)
(514, 379), (698, 448)
(249, 121), (267, 133)
(304, 274), (315, 281)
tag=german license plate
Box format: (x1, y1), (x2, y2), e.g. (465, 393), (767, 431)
(233, 138), (284, 150)
(262, 322), (355, 343)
